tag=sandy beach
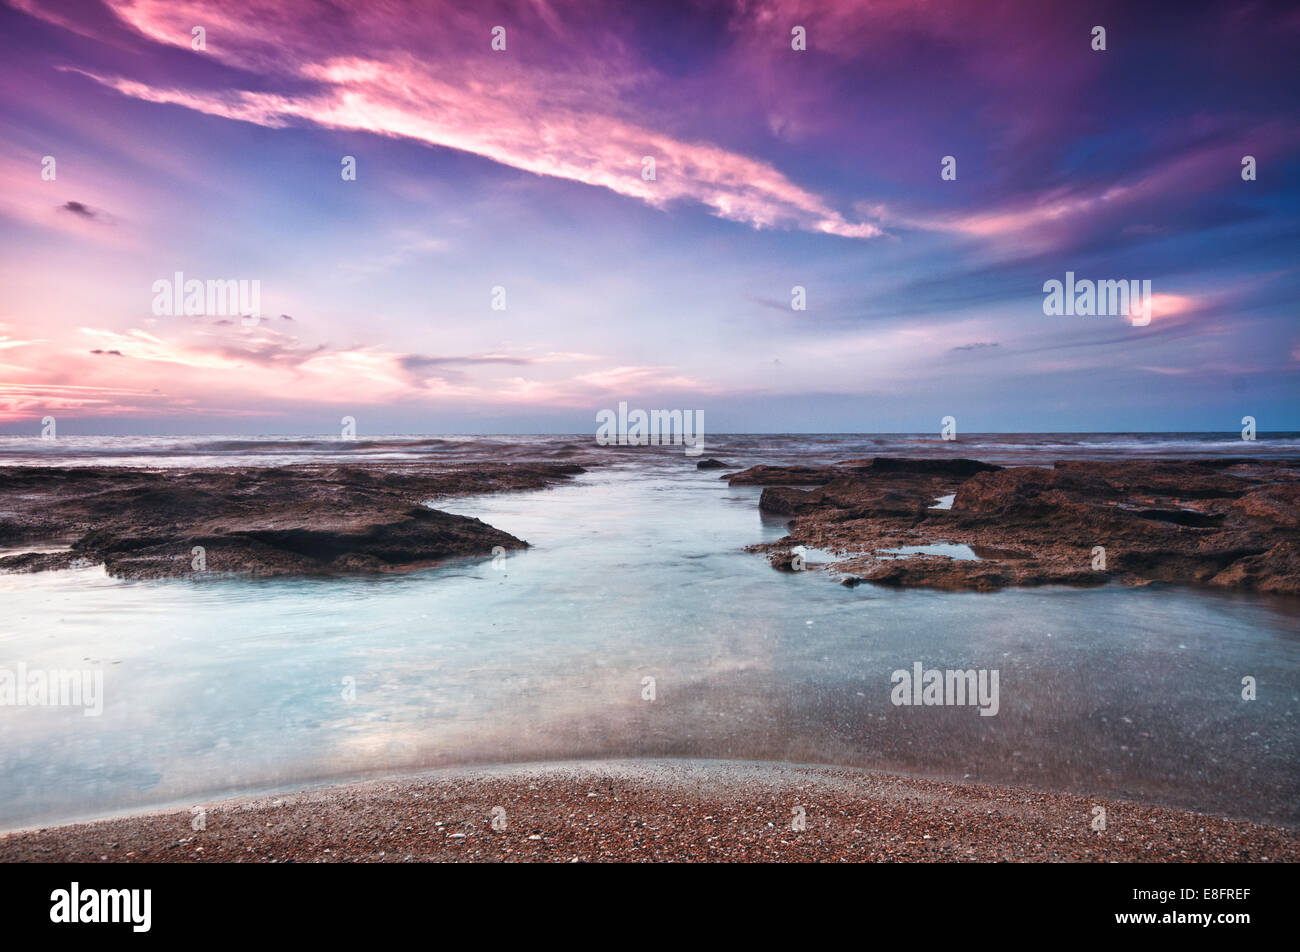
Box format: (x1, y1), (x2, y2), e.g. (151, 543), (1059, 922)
(2, 759), (1296, 863)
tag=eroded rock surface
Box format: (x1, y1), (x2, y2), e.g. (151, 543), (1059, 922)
(0, 463), (584, 579)
(740, 457), (1300, 594)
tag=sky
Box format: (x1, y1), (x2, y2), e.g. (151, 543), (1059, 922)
(0, 0), (1297, 435)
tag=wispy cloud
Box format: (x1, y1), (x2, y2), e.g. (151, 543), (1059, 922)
(44, 0), (884, 241)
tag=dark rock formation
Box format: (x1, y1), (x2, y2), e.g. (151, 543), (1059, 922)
(746, 457), (1300, 594)
(728, 457), (999, 485)
(0, 463), (584, 579)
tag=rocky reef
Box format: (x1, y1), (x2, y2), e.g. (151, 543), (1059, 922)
(0, 463), (584, 579)
(738, 457), (1300, 594)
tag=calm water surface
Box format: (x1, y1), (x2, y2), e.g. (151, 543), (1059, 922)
(0, 436), (1297, 829)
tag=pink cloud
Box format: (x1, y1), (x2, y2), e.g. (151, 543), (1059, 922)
(1147, 293), (1195, 321)
(871, 121), (1300, 251)
(573, 365), (702, 392)
(2, 315), (714, 420)
(42, 0), (884, 241)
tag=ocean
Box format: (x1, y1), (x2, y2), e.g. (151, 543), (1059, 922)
(0, 433), (1296, 830)
(2, 431), (1299, 468)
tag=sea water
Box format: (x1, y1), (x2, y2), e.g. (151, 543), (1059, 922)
(0, 434), (1296, 829)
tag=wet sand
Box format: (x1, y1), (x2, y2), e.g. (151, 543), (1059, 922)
(2, 759), (1295, 863)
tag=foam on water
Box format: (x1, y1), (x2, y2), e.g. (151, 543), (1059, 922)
(1, 431), (1298, 468)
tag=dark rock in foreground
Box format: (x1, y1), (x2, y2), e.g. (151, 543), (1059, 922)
(0, 463), (584, 579)
(695, 458), (731, 469)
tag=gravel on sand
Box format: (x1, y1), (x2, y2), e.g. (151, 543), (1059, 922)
(2, 759), (1294, 863)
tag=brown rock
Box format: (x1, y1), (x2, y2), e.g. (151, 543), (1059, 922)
(1209, 541), (1300, 593)
(0, 463), (584, 580)
(743, 457), (1300, 594)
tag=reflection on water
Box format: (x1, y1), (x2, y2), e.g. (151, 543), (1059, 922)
(0, 457), (1297, 829)
(879, 543), (980, 560)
